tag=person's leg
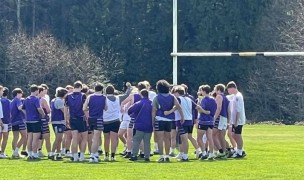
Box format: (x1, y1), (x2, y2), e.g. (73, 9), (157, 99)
(164, 131), (171, 158)
(71, 130), (79, 161)
(118, 128), (127, 148)
(143, 132), (152, 160)
(1, 131), (9, 155)
(130, 130), (143, 160)
(27, 132), (33, 157)
(79, 131), (88, 161)
(43, 133), (52, 157)
(110, 131), (118, 160)
(196, 128), (204, 158)
(206, 128), (214, 159)
(12, 131), (19, 153)
(65, 130), (72, 154)
(90, 130), (101, 160)
(180, 133), (189, 160)
(87, 132), (93, 154)
(233, 125), (244, 156)
(212, 128), (221, 152)
(32, 132), (41, 158)
(170, 128), (177, 156)
(125, 127), (133, 157)
(103, 132), (110, 160)
(155, 131), (164, 159)
(228, 126), (237, 149)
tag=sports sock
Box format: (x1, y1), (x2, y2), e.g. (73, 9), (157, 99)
(80, 152), (84, 159)
(105, 152), (109, 157)
(219, 149), (224, 153)
(15, 148), (19, 153)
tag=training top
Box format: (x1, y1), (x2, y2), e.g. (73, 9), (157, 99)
(51, 98), (65, 123)
(233, 92), (246, 125)
(103, 96), (120, 122)
(66, 92), (86, 118)
(23, 96), (41, 122)
(1, 97), (11, 124)
(153, 93), (175, 121)
(198, 96), (217, 125)
(88, 94), (106, 119)
(10, 97), (24, 126)
(219, 93), (230, 118)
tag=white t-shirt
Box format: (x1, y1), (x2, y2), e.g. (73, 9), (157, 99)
(103, 96), (120, 122)
(0, 99), (3, 119)
(234, 92), (246, 125)
(148, 91), (157, 101)
(227, 95), (236, 124)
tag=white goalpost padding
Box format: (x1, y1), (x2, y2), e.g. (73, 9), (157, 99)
(171, 0), (304, 85)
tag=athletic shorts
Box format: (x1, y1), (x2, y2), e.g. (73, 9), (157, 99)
(232, 125), (243, 134)
(171, 121), (177, 130)
(214, 118), (220, 129)
(26, 122), (42, 133)
(64, 126), (71, 131)
(88, 118), (104, 131)
(154, 121), (172, 132)
(41, 119), (50, 134)
(12, 123), (26, 131)
(216, 116), (228, 130)
(198, 124), (213, 131)
(0, 124), (11, 133)
(103, 121), (120, 133)
(70, 117), (87, 133)
(128, 118), (135, 129)
(52, 124), (65, 134)
(178, 125), (193, 135)
(120, 120), (130, 130)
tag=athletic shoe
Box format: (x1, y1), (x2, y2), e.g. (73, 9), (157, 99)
(196, 151), (202, 159)
(66, 151), (72, 158)
(79, 156), (85, 162)
(216, 153), (227, 160)
(145, 158), (150, 162)
(56, 155), (63, 161)
(169, 152), (175, 157)
(71, 156), (78, 162)
(138, 153), (145, 159)
(242, 151), (247, 157)
(32, 156), (41, 160)
(165, 157), (170, 162)
(27, 156), (33, 160)
(111, 157), (116, 161)
(48, 155), (55, 160)
(129, 156), (138, 161)
(180, 158), (189, 162)
(38, 151), (45, 158)
(123, 152), (131, 158)
(89, 157), (98, 163)
(12, 153), (20, 159)
(0, 153), (8, 159)
(21, 151), (28, 156)
(231, 152), (238, 158)
(104, 156), (109, 161)
(157, 158), (165, 162)
(98, 150), (103, 155)
(154, 151), (159, 155)
(200, 155), (208, 160)
(174, 153), (182, 160)
(207, 156), (214, 161)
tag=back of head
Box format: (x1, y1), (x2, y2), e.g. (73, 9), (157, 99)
(3, 87), (9, 97)
(38, 86), (45, 94)
(12, 88), (23, 98)
(156, 79), (170, 94)
(174, 85), (185, 95)
(201, 85), (211, 94)
(30, 84), (39, 93)
(81, 84), (89, 94)
(140, 89), (149, 98)
(106, 85), (115, 94)
(74, 81), (83, 89)
(181, 84), (188, 93)
(215, 84), (226, 93)
(56, 87), (68, 98)
(137, 82), (147, 91)
(41, 84), (49, 90)
(94, 82), (104, 92)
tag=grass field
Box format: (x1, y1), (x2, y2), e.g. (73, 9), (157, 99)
(0, 125), (303, 180)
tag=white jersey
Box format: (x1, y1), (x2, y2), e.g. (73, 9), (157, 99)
(103, 96), (120, 122)
(148, 91), (157, 101)
(232, 92), (246, 125)
(227, 95), (236, 124)
(174, 96), (192, 121)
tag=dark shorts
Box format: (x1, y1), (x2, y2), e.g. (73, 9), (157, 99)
(12, 123), (26, 131)
(198, 124), (214, 131)
(52, 124), (65, 134)
(171, 121), (177, 130)
(103, 121), (120, 133)
(232, 125), (243, 134)
(128, 118), (135, 129)
(41, 119), (50, 134)
(178, 125), (193, 135)
(26, 122), (42, 133)
(214, 118), (220, 129)
(154, 121), (172, 132)
(70, 117), (87, 133)
(89, 118), (104, 131)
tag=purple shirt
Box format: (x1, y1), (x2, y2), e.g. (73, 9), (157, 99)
(198, 96), (217, 125)
(155, 94), (175, 120)
(66, 92), (86, 118)
(220, 94), (229, 118)
(10, 98), (24, 125)
(1, 98), (11, 124)
(51, 98), (64, 122)
(88, 94), (106, 119)
(129, 93), (142, 119)
(128, 98), (153, 133)
(23, 96), (41, 122)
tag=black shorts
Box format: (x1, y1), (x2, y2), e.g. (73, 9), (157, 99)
(12, 123), (26, 131)
(128, 118), (135, 129)
(41, 119), (50, 134)
(171, 121), (177, 130)
(52, 124), (65, 134)
(232, 125), (243, 134)
(70, 117), (87, 133)
(88, 118), (104, 131)
(154, 121), (172, 132)
(214, 118), (220, 129)
(198, 124), (213, 131)
(103, 121), (120, 133)
(26, 122), (42, 133)
(178, 125), (193, 135)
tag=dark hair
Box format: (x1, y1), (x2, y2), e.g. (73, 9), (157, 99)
(140, 89), (149, 98)
(156, 80), (170, 94)
(215, 84), (225, 93)
(227, 81), (237, 89)
(65, 85), (73, 90)
(137, 82), (147, 91)
(174, 85), (185, 95)
(181, 84), (188, 93)
(81, 84), (88, 94)
(38, 86), (45, 93)
(56, 88), (68, 98)
(41, 84), (49, 90)
(73, 81), (83, 89)
(211, 91), (217, 98)
(201, 85), (211, 94)
(12, 88), (23, 97)
(3, 87), (9, 97)
(30, 84), (39, 93)
(95, 83), (104, 92)
(106, 85), (115, 94)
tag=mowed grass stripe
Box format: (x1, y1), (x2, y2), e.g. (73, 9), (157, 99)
(0, 125), (303, 179)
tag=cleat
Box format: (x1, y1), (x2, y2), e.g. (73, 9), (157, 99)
(38, 151), (45, 158)
(138, 153), (145, 159)
(104, 156), (109, 161)
(129, 156), (138, 161)
(165, 157), (170, 162)
(174, 153), (182, 160)
(180, 158), (189, 162)
(196, 151), (202, 159)
(89, 157), (98, 163)
(200, 155), (208, 160)
(21, 151), (28, 157)
(27, 156), (33, 160)
(111, 157), (116, 161)
(169, 152), (175, 157)
(144, 158), (150, 162)
(98, 150), (103, 155)
(157, 158), (165, 162)
(207, 157), (214, 161)
(123, 153), (131, 158)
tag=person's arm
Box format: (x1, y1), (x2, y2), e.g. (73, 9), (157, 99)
(164, 97), (180, 115)
(0, 101), (3, 127)
(196, 99), (210, 114)
(64, 97), (70, 128)
(152, 98), (158, 125)
(118, 82), (132, 103)
(104, 98), (108, 111)
(174, 97), (184, 124)
(83, 95), (90, 112)
(228, 103), (231, 126)
(121, 94), (133, 107)
(214, 95), (223, 120)
(235, 95), (241, 126)
(127, 102), (140, 116)
(41, 98), (51, 114)
(36, 99), (45, 118)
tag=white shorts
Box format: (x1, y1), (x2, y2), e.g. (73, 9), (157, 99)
(119, 120), (130, 130)
(0, 124), (10, 133)
(218, 116), (228, 130)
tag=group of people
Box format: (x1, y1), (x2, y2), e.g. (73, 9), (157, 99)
(0, 79), (246, 162)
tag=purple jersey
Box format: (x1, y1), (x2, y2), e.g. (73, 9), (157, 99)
(10, 98), (24, 125)
(88, 94), (106, 119)
(23, 96), (41, 122)
(51, 98), (65, 122)
(1, 97), (11, 124)
(198, 96), (217, 125)
(220, 93), (229, 118)
(155, 94), (175, 120)
(130, 93), (142, 118)
(66, 92), (86, 118)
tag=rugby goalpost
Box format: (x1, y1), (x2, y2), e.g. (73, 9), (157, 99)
(171, 0), (304, 85)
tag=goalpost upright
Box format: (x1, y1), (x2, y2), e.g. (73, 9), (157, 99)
(171, 0), (304, 85)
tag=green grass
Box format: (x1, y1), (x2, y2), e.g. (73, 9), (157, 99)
(1, 125), (303, 179)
